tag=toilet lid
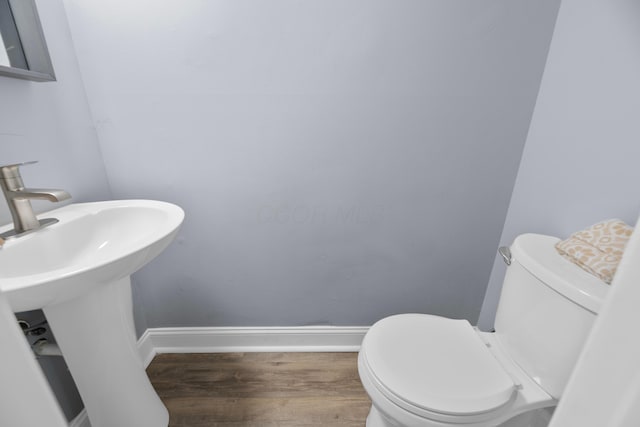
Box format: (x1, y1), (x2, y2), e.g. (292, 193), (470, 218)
(361, 314), (516, 416)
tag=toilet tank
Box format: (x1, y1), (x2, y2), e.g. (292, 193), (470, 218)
(494, 234), (609, 399)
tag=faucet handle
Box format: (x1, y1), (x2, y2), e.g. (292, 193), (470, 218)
(0, 161), (38, 180)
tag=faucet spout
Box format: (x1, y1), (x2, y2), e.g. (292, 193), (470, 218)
(11, 188), (71, 203)
(0, 162), (72, 237)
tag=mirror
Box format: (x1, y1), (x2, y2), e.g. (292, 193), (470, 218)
(0, 0), (55, 82)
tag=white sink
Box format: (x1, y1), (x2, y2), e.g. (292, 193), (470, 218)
(0, 200), (184, 427)
(0, 199), (184, 311)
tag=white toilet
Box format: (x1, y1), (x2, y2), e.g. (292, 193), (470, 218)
(358, 233), (610, 427)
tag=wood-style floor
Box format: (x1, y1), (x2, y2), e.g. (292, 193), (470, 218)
(147, 352), (372, 427)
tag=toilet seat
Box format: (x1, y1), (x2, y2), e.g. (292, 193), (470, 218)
(360, 314), (519, 423)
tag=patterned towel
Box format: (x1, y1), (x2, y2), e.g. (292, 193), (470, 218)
(555, 219), (634, 284)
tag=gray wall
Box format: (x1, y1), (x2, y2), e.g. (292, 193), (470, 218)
(0, 2), (110, 219)
(0, 0), (111, 420)
(477, 0), (640, 331)
(64, 0), (560, 329)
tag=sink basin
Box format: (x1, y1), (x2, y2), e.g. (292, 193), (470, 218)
(0, 199), (184, 312)
(0, 199), (184, 427)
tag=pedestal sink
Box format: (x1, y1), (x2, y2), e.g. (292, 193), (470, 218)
(0, 199), (184, 427)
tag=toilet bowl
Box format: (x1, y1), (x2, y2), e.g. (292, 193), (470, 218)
(358, 234), (609, 427)
(358, 314), (555, 427)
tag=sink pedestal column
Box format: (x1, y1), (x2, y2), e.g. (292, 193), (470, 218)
(44, 276), (168, 427)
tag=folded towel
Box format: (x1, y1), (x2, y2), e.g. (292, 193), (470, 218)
(555, 219), (633, 284)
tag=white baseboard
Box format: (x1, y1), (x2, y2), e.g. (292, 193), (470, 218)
(137, 326), (369, 368)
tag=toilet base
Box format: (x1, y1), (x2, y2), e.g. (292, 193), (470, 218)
(366, 406), (393, 427)
(366, 405), (458, 427)
(499, 409), (554, 427)
(365, 405), (554, 427)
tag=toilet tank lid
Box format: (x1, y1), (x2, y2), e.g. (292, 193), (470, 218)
(511, 234), (609, 314)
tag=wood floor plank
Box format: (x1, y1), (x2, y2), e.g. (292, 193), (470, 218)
(147, 352), (371, 427)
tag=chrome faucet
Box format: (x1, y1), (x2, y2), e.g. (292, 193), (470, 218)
(0, 161), (71, 239)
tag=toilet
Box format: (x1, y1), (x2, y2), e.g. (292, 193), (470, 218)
(358, 233), (609, 427)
